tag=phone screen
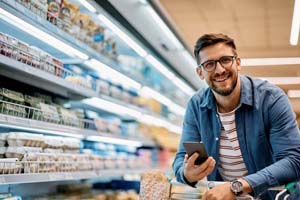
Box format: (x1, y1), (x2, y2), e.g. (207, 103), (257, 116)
(183, 142), (208, 165)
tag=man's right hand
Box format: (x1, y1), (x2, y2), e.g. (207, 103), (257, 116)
(183, 153), (216, 183)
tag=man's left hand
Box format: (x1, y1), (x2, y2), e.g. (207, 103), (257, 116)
(202, 182), (235, 200)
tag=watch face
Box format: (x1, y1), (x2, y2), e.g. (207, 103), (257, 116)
(231, 180), (243, 194)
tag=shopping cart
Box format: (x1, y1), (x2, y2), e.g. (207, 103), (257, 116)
(139, 171), (300, 200)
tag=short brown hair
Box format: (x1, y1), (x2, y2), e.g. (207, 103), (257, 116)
(194, 33), (237, 65)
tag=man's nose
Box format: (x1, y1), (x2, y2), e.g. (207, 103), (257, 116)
(214, 61), (225, 74)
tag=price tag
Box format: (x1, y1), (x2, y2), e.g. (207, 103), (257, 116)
(0, 177), (6, 184)
(49, 173), (65, 181)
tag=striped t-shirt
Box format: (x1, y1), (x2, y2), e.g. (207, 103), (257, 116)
(217, 109), (248, 181)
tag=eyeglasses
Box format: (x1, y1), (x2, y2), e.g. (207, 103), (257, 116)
(199, 55), (237, 72)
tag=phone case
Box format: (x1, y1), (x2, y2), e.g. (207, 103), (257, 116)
(183, 142), (208, 165)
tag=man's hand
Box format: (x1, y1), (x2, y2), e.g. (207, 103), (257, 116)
(202, 179), (253, 200)
(183, 153), (216, 183)
(202, 182), (235, 200)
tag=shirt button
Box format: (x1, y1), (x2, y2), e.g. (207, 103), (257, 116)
(215, 137), (219, 141)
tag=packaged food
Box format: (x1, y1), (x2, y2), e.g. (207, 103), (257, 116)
(7, 132), (44, 147)
(0, 88), (25, 104)
(38, 102), (60, 123)
(0, 147), (6, 158)
(5, 147), (26, 160)
(57, 107), (80, 127)
(72, 13), (90, 41)
(0, 158), (22, 174)
(0, 89), (27, 117)
(94, 117), (109, 133)
(0, 133), (7, 147)
(47, 0), (62, 25)
(30, 0), (48, 19)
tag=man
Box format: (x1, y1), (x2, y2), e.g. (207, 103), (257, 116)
(172, 33), (300, 200)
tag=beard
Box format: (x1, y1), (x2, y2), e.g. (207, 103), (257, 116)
(211, 72), (238, 96)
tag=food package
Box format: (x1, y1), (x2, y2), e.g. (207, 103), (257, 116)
(0, 158), (22, 174)
(30, 0), (48, 19)
(57, 107), (80, 127)
(87, 21), (105, 46)
(0, 88), (27, 118)
(0, 133), (7, 147)
(39, 51), (56, 75)
(7, 132), (44, 147)
(139, 170), (171, 200)
(63, 0), (80, 22)
(38, 102), (60, 123)
(0, 147), (6, 158)
(72, 13), (91, 41)
(94, 117), (109, 133)
(47, 0), (62, 25)
(65, 76), (92, 89)
(96, 79), (110, 96)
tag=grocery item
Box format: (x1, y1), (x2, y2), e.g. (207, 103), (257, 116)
(139, 170), (171, 200)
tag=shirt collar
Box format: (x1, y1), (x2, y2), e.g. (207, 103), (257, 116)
(199, 75), (253, 109)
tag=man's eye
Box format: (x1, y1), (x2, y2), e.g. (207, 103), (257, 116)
(205, 62), (215, 68)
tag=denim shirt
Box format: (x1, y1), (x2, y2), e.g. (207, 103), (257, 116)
(172, 75), (300, 198)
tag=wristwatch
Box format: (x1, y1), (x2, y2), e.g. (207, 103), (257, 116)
(230, 179), (243, 196)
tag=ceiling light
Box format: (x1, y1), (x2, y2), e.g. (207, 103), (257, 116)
(0, 8), (89, 60)
(258, 77), (300, 85)
(140, 86), (185, 116)
(287, 90), (300, 98)
(77, 0), (97, 13)
(97, 14), (147, 57)
(290, 0), (300, 45)
(142, 4), (183, 50)
(86, 135), (142, 147)
(241, 57), (300, 66)
(146, 55), (195, 96)
(82, 97), (143, 119)
(85, 59), (142, 90)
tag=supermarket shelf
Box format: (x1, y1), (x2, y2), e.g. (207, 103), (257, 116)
(0, 0), (144, 84)
(0, 169), (148, 185)
(0, 55), (97, 100)
(0, 113), (156, 146)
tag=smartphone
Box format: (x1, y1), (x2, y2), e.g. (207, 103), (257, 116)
(183, 141), (208, 165)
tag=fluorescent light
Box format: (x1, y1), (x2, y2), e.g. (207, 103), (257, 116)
(82, 97), (183, 134)
(290, 0), (300, 45)
(97, 14), (147, 57)
(86, 135), (142, 147)
(146, 55), (195, 96)
(138, 114), (182, 134)
(0, 8), (89, 60)
(77, 0), (96, 13)
(258, 77), (300, 85)
(85, 59), (142, 90)
(287, 90), (300, 98)
(82, 97), (143, 119)
(0, 123), (84, 139)
(140, 86), (185, 116)
(142, 4), (183, 50)
(242, 57), (300, 66)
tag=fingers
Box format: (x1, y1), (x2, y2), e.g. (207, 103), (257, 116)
(185, 152), (199, 168)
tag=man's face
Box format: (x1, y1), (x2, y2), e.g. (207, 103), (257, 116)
(197, 43), (241, 96)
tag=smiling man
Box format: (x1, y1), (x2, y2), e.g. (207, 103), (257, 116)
(172, 33), (300, 200)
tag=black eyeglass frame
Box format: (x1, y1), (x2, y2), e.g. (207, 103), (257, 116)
(198, 55), (237, 72)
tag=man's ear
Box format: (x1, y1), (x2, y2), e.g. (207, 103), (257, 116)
(236, 57), (241, 71)
(196, 67), (204, 80)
